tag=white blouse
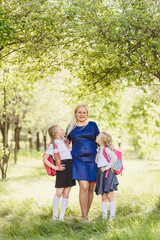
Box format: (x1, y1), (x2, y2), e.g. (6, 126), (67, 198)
(46, 139), (72, 160)
(97, 146), (117, 169)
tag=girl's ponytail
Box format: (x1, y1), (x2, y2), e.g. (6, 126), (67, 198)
(101, 132), (112, 148)
(64, 137), (70, 149)
(48, 125), (60, 165)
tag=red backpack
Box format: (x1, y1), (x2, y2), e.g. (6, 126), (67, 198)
(43, 142), (61, 176)
(103, 146), (123, 178)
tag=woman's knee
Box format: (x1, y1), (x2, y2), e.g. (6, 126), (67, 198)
(88, 182), (95, 193)
(79, 181), (89, 193)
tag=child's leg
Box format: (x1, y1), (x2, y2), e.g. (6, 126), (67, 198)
(53, 188), (64, 220)
(101, 193), (108, 219)
(107, 191), (116, 219)
(59, 187), (71, 221)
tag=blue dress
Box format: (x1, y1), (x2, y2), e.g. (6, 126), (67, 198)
(67, 121), (100, 181)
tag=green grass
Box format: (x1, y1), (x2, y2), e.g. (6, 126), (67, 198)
(0, 151), (160, 240)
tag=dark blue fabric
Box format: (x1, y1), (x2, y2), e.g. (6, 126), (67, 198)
(67, 121), (100, 181)
(95, 168), (119, 195)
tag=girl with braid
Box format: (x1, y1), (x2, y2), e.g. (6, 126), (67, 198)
(43, 125), (75, 221)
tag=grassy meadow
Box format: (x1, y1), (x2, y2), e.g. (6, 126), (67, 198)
(0, 150), (160, 240)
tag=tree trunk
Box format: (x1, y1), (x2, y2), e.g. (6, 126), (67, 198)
(0, 86), (10, 179)
(42, 130), (47, 151)
(0, 154), (10, 179)
(0, 118), (10, 147)
(36, 132), (40, 152)
(14, 123), (21, 164)
(154, 71), (160, 81)
(28, 130), (33, 151)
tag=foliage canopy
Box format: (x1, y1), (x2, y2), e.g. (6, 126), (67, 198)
(62, 0), (160, 93)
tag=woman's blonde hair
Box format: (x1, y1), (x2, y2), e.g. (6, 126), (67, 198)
(66, 103), (88, 135)
(100, 132), (112, 147)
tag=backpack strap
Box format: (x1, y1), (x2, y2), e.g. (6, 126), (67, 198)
(103, 146), (110, 163)
(103, 146), (110, 179)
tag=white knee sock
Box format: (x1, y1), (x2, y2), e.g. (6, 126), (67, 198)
(102, 202), (108, 219)
(109, 201), (116, 219)
(53, 195), (60, 219)
(59, 198), (68, 221)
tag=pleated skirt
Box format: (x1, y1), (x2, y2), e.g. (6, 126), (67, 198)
(95, 168), (119, 195)
(55, 159), (76, 188)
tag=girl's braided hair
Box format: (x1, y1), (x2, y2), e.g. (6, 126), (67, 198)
(48, 125), (69, 165)
(100, 132), (112, 147)
(95, 132), (113, 164)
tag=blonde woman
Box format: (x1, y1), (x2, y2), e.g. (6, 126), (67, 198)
(66, 104), (100, 221)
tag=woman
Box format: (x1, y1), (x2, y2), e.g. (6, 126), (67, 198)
(66, 104), (100, 221)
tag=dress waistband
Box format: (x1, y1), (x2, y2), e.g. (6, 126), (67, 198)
(61, 159), (72, 161)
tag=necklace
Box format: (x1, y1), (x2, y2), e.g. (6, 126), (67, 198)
(76, 122), (89, 131)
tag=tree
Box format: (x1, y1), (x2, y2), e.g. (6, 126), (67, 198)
(0, 0), (76, 178)
(126, 87), (160, 159)
(0, 66), (37, 178)
(0, 0), (73, 71)
(62, 0), (160, 93)
(24, 74), (73, 151)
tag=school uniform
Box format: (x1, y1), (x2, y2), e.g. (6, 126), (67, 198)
(46, 139), (76, 188)
(95, 146), (119, 195)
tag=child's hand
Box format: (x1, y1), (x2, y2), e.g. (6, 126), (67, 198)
(55, 164), (65, 171)
(101, 167), (107, 173)
(110, 144), (115, 151)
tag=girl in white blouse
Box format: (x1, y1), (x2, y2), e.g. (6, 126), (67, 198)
(95, 132), (119, 220)
(43, 125), (75, 221)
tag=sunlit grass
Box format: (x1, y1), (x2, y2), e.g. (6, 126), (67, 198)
(0, 150), (160, 240)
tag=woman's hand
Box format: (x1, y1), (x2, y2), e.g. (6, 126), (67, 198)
(101, 167), (107, 173)
(55, 164), (65, 171)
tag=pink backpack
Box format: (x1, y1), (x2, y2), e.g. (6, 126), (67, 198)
(43, 142), (61, 176)
(103, 146), (123, 178)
